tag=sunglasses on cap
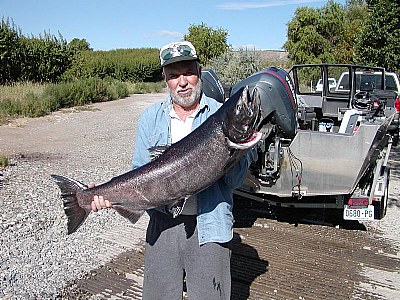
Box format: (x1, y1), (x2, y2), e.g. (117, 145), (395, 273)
(160, 41), (198, 67)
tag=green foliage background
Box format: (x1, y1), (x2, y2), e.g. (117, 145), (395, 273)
(284, 0), (364, 65)
(0, 18), (162, 84)
(284, 0), (399, 73)
(354, 0), (400, 73)
(1, 0), (399, 116)
(184, 22), (229, 67)
(63, 48), (162, 82)
(0, 18), (74, 84)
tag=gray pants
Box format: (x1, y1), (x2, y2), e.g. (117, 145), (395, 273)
(142, 211), (231, 300)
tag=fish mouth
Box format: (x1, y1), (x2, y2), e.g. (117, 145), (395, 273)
(245, 130), (262, 143)
(227, 130), (262, 150)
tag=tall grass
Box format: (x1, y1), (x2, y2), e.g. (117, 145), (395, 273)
(0, 80), (164, 124)
(0, 82), (46, 102)
(127, 81), (165, 94)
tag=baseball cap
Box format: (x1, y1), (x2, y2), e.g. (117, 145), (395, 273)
(159, 41), (199, 67)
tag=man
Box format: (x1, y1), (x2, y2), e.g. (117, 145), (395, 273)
(91, 41), (253, 299)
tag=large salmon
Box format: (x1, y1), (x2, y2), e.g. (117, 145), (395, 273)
(52, 86), (262, 234)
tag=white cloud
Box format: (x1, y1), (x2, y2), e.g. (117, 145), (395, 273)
(157, 30), (183, 39)
(217, 0), (321, 10)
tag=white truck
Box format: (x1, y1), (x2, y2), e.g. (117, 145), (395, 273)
(227, 64), (400, 224)
(335, 70), (400, 94)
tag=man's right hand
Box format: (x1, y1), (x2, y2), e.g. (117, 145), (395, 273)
(89, 183), (112, 212)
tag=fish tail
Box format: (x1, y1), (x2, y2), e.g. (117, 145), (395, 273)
(51, 174), (89, 234)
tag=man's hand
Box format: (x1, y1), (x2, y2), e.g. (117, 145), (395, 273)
(89, 183), (112, 212)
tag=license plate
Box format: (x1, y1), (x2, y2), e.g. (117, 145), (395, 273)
(343, 205), (374, 221)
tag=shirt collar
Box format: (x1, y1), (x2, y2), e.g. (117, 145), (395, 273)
(169, 105), (199, 120)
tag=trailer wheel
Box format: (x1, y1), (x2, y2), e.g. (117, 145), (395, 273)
(374, 168), (390, 220)
(393, 132), (399, 147)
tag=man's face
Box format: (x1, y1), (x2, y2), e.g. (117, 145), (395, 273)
(163, 61), (202, 108)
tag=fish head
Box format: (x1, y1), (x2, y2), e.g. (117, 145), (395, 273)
(223, 86), (262, 150)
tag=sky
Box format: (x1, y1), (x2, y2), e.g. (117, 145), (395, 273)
(2, 0), (346, 51)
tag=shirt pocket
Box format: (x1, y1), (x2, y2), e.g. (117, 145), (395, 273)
(147, 129), (169, 147)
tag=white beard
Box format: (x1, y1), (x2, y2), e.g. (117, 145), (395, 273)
(169, 80), (203, 108)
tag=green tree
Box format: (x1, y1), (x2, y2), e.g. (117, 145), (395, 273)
(283, 2), (341, 64)
(336, 0), (368, 63)
(19, 32), (73, 83)
(68, 38), (92, 52)
(0, 18), (76, 83)
(284, 0), (366, 65)
(0, 18), (22, 84)
(354, 0), (400, 73)
(184, 23), (229, 66)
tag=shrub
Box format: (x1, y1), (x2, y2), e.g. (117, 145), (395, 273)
(20, 93), (52, 117)
(0, 154), (8, 168)
(107, 80), (129, 99)
(0, 98), (21, 117)
(128, 81), (165, 94)
(0, 93), (56, 120)
(208, 48), (264, 85)
(42, 78), (129, 108)
(0, 79), (130, 124)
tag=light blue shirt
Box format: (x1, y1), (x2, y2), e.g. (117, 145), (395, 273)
(132, 93), (251, 245)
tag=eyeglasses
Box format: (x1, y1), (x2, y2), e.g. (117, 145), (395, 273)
(160, 44), (196, 61)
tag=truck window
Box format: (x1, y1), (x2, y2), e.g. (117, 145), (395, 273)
(335, 72), (396, 92)
(335, 73), (362, 92)
(337, 73), (350, 91)
(386, 75), (396, 90)
(360, 74), (378, 91)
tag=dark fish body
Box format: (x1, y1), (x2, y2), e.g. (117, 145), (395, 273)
(52, 86), (261, 234)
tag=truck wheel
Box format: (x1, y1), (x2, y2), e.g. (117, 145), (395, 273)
(373, 168), (390, 220)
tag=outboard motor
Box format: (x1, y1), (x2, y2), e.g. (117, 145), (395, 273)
(231, 67), (297, 139)
(201, 68), (225, 103)
(231, 67), (298, 184)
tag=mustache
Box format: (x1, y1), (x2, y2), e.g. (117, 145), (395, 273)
(170, 80), (202, 107)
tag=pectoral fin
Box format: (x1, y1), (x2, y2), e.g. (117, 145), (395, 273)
(113, 206), (144, 224)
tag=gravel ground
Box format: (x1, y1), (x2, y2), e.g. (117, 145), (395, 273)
(361, 147), (400, 299)
(0, 92), (399, 299)
(365, 147), (400, 249)
(0, 93), (166, 299)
